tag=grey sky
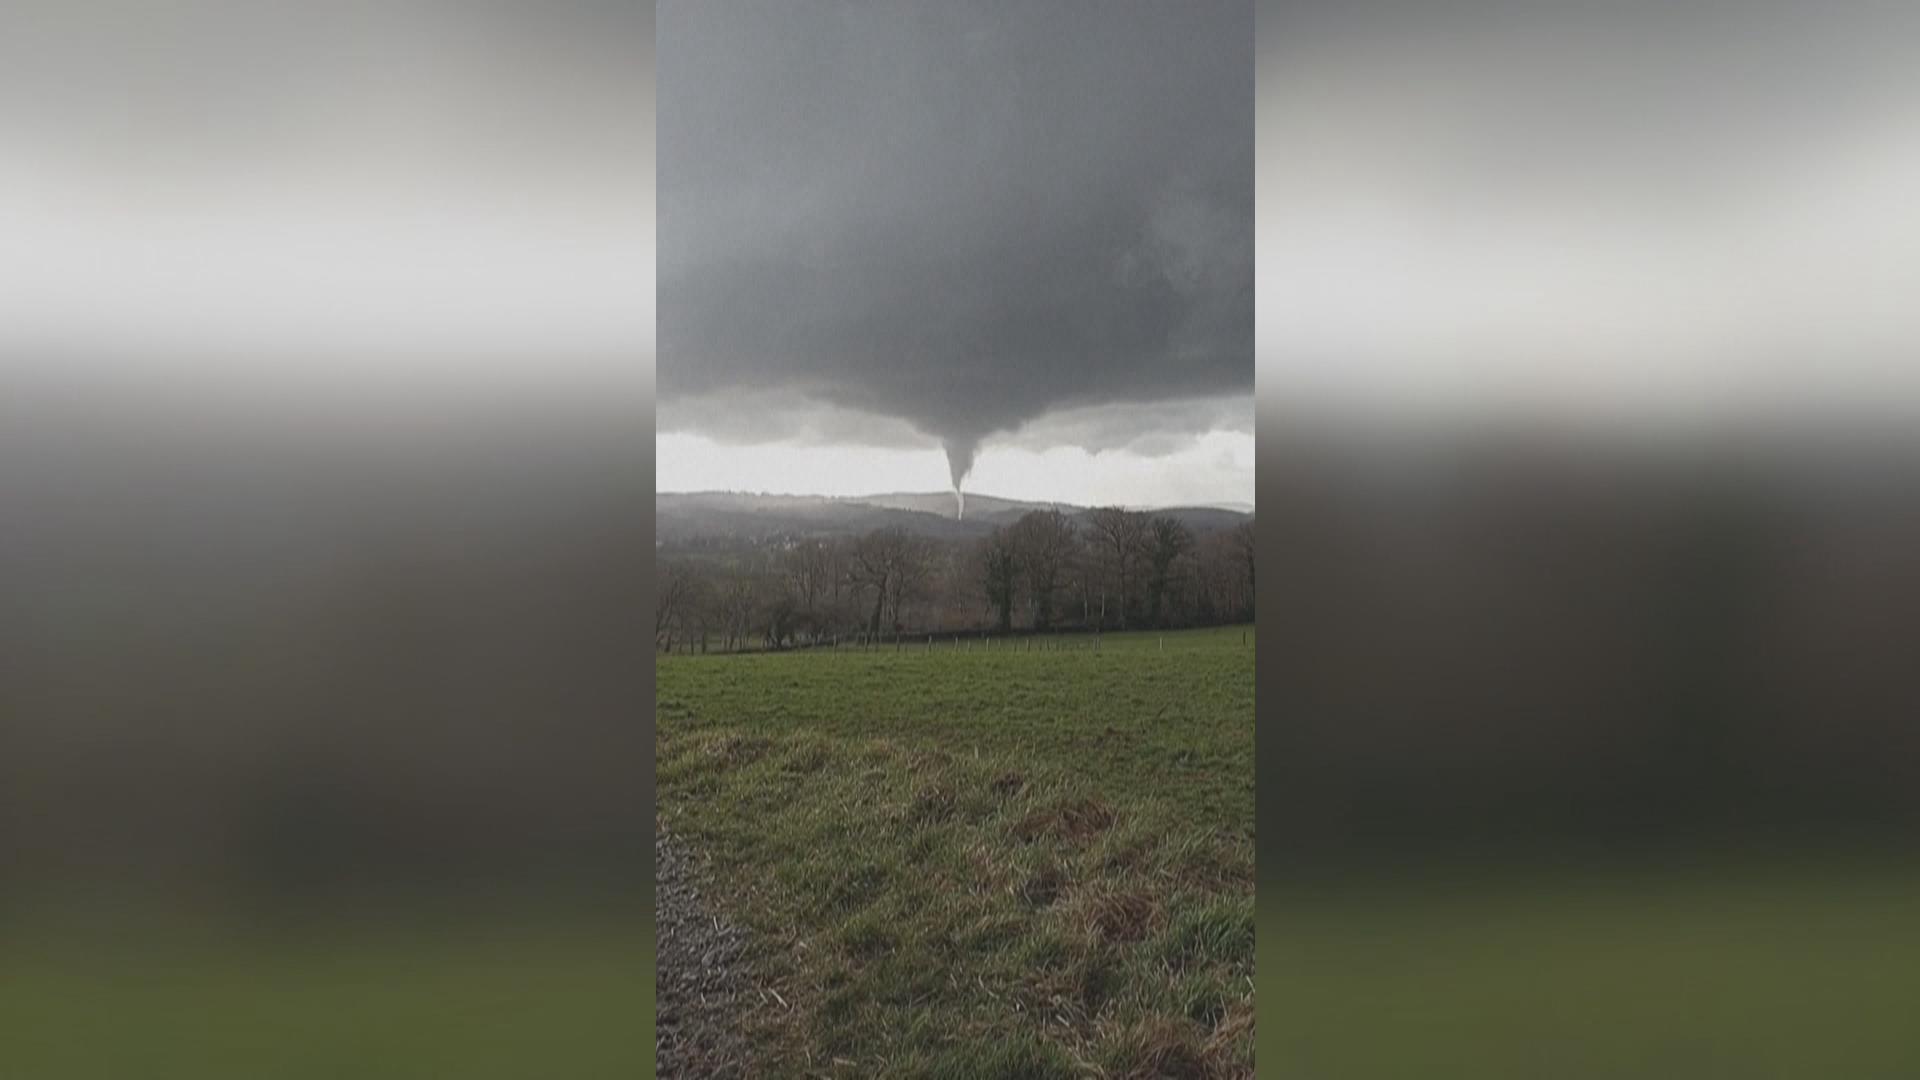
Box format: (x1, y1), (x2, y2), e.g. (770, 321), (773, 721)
(658, 0), (1255, 493)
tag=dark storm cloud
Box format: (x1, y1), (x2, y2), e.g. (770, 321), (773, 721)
(656, 390), (932, 450)
(657, 0), (1254, 487)
(1000, 396), (1255, 458)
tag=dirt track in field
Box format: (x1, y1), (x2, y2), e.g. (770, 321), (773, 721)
(655, 822), (756, 1079)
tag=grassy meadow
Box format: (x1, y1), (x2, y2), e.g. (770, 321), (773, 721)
(656, 625), (1256, 1077)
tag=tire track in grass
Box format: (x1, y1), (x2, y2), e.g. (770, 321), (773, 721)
(656, 820), (758, 1079)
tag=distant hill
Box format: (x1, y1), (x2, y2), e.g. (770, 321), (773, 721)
(855, 491), (1052, 520)
(655, 491), (1252, 548)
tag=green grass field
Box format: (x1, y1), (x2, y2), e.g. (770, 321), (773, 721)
(656, 624), (1256, 1077)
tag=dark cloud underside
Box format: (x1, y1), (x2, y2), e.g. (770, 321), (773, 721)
(658, 0), (1254, 485)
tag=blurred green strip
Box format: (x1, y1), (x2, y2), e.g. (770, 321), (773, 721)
(1263, 857), (1920, 1079)
(0, 918), (652, 1080)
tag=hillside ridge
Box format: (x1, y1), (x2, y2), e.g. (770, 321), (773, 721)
(656, 490), (1252, 546)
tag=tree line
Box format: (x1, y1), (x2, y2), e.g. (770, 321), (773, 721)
(656, 509), (1254, 652)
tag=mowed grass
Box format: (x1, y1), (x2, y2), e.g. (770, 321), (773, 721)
(656, 625), (1255, 1078)
(661, 625), (1254, 830)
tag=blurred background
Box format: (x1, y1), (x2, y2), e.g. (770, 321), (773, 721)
(0, 3), (653, 1076)
(10, 0), (1920, 1075)
(1257, 1), (1920, 1076)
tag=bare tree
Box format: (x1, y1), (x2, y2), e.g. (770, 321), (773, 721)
(1232, 518), (1256, 619)
(825, 537), (849, 605)
(977, 527), (1020, 633)
(655, 510), (1250, 643)
(889, 532), (938, 630)
(760, 583), (799, 648)
(848, 530), (890, 637)
(1192, 530), (1237, 623)
(655, 559), (698, 650)
(848, 526), (934, 637)
(685, 573), (719, 652)
(717, 576), (758, 651)
(1086, 506), (1150, 629)
(782, 538), (834, 619)
(1009, 509), (1078, 631)
(1144, 516), (1195, 627)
